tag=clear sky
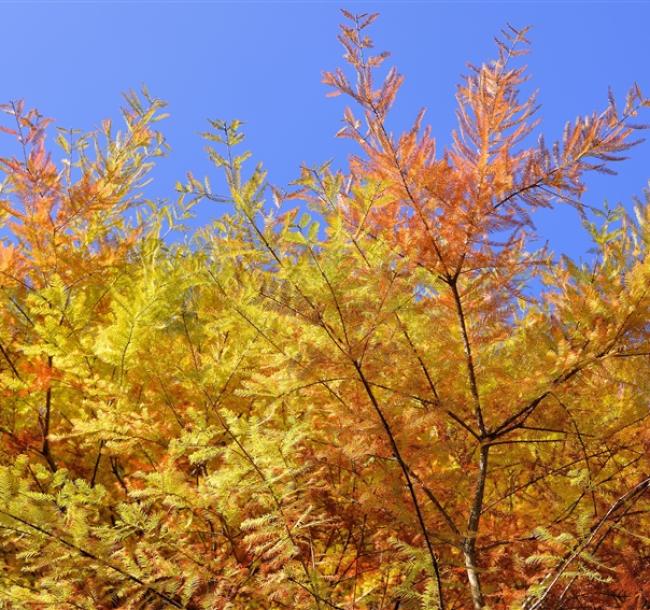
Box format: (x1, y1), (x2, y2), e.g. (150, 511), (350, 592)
(2, 1), (650, 261)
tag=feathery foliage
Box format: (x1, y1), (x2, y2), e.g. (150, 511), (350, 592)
(1, 12), (649, 610)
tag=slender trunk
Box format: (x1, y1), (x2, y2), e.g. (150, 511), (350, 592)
(447, 277), (489, 607)
(448, 280), (485, 435)
(463, 444), (489, 609)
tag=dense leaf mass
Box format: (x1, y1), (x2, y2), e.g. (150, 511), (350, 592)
(0, 13), (649, 610)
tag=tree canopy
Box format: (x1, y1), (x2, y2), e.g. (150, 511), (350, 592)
(0, 12), (649, 610)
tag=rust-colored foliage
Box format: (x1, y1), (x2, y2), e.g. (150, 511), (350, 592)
(0, 12), (649, 610)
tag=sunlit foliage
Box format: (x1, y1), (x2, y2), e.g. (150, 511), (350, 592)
(1, 12), (649, 610)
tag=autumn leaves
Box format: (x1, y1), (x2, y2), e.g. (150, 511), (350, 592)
(0, 11), (648, 610)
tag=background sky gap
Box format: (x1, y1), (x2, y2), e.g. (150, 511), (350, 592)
(2, 1), (649, 262)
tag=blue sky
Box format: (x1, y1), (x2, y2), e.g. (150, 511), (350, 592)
(2, 1), (650, 261)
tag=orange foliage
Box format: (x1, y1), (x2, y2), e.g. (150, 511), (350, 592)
(0, 12), (648, 610)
